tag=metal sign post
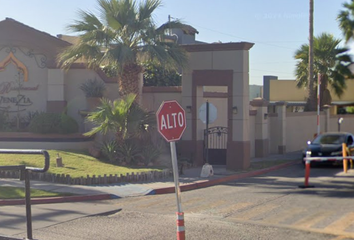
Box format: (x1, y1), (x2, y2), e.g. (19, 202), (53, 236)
(156, 100), (186, 240)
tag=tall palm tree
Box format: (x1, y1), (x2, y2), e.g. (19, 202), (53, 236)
(58, 0), (187, 101)
(338, 0), (354, 43)
(294, 33), (353, 108)
(307, 0), (315, 111)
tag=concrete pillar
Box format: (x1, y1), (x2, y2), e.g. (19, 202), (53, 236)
(250, 98), (269, 157)
(47, 69), (66, 113)
(275, 101), (287, 154)
(323, 105), (330, 132)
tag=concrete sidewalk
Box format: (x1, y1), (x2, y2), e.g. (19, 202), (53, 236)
(0, 151), (302, 205)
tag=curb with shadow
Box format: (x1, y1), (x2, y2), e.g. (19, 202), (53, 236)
(0, 194), (117, 206)
(0, 161), (298, 206)
(153, 161), (298, 194)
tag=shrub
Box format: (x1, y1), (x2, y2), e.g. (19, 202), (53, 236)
(0, 111), (10, 131)
(59, 114), (79, 134)
(28, 113), (78, 134)
(100, 140), (119, 163)
(80, 78), (106, 98)
(115, 138), (142, 164)
(141, 144), (160, 166)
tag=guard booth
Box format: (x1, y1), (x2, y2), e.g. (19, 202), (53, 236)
(0, 149), (50, 240)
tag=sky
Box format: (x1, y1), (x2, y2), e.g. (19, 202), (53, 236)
(0, 0), (351, 86)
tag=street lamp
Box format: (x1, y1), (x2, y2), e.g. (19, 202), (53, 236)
(338, 117), (344, 132)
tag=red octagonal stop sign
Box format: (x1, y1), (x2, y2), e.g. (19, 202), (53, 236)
(156, 100), (186, 142)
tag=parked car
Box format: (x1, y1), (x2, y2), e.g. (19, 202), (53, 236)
(302, 132), (354, 165)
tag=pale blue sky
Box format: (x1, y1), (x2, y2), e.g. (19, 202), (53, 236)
(0, 0), (350, 85)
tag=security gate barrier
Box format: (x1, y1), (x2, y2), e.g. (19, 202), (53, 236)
(300, 143), (353, 188)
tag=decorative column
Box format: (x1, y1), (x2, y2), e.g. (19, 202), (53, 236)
(275, 101), (287, 154)
(323, 105), (330, 132)
(47, 69), (66, 113)
(250, 98), (269, 157)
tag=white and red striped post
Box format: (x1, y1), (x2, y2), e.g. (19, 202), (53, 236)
(176, 212), (185, 240)
(299, 151), (315, 188)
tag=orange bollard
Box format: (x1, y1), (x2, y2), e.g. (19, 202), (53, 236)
(304, 160), (310, 187)
(299, 152), (314, 188)
(343, 143), (348, 173)
(176, 212), (185, 240)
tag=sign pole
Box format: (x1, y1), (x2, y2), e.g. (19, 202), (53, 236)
(170, 141), (182, 212)
(206, 101), (209, 164)
(170, 141), (185, 240)
(156, 100), (186, 240)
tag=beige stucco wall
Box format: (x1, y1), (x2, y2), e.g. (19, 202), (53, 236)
(329, 114), (354, 133)
(0, 47), (48, 118)
(141, 89), (182, 113)
(285, 112), (326, 152)
(268, 115), (278, 154)
(64, 69), (119, 131)
(249, 114), (255, 158)
(270, 79), (354, 102)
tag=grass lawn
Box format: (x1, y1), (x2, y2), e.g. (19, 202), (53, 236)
(0, 150), (162, 178)
(0, 186), (72, 199)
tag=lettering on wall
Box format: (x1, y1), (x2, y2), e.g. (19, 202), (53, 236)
(0, 81), (39, 112)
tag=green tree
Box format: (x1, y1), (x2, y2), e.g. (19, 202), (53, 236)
(338, 0), (354, 43)
(84, 94), (155, 141)
(294, 33), (353, 109)
(307, 0), (315, 111)
(143, 62), (181, 86)
(58, 0), (187, 101)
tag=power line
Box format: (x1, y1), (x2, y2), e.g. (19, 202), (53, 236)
(193, 24), (299, 50)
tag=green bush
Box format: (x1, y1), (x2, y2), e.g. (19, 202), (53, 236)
(100, 140), (119, 163)
(28, 113), (78, 134)
(0, 111), (10, 131)
(59, 114), (79, 134)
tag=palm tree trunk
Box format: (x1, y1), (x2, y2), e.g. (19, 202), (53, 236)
(120, 63), (143, 102)
(306, 0), (316, 111)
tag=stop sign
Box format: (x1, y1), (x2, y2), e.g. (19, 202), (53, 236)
(156, 100), (186, 142)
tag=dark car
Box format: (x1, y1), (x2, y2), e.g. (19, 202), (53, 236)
(302, 132), (354, 165)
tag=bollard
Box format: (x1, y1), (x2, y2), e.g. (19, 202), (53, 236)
(343, 143), (348, 173)
(304, 160), (310, 187)
(299, 152), (315, 188)
(176, 212), (185, 240)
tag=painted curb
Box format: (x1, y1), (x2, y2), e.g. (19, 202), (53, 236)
(154, 161), (298, 194)
(0, 194), (116, 206)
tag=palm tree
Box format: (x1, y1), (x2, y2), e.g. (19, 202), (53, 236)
(307, 0), (315, 111)
(338, 0), (354, 43)
(294, 33), (353, 108)
(58, 0), (187, 101)
(84, 93), (155, 141)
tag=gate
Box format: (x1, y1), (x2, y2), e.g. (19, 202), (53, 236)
(204, 126), (228, 165)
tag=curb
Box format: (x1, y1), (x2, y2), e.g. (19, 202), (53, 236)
(153, 161), (298, 194)
(0, 194), (116, 206)
(0, 161), (298, 206)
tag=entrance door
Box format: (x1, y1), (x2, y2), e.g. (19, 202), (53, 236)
(204, 126), (228, 165)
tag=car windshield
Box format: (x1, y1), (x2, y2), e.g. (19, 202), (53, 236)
(312, 134), (345, 144)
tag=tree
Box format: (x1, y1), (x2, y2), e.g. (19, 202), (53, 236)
(307, 0), (315, 111)
(58, 0), (187, 101)
(84, 94), (155, 141)
(294, 33), (353, 109)
(143, 62), (181, 86)
(338, 0), (354, 43)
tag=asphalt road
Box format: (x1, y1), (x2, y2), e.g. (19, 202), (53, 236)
(3, 162), (354, 240)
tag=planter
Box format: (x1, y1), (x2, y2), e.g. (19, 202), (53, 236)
(86, 97), (102, 111)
